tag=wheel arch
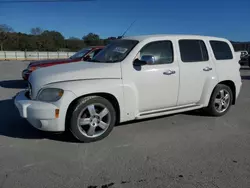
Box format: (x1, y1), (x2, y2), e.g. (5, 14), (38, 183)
(65, 92), (121, 130)
(210, 80), (236, 105)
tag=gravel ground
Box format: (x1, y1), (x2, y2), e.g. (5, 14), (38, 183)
(0, 61), (250, 188)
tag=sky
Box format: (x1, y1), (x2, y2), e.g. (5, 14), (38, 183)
(0, 0), (250, 41)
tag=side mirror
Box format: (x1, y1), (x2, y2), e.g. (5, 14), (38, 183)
(133, 59), (147, 66)
(83, 55), (91, 61)
(133, 55), (156, 66)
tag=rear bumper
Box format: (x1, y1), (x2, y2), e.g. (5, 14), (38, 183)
(14, 90), (77, 132)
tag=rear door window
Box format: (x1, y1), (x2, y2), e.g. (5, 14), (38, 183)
(210, 41), (233, 60)
(179, 40), (209, 62)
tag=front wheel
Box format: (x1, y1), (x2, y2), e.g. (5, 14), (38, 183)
(69, 96), (116, 143)
(204, 84), (233, 116)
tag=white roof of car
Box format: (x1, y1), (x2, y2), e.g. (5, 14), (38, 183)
(123, 34), (228, 42)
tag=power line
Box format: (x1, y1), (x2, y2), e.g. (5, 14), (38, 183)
(0, 0), (94, 3)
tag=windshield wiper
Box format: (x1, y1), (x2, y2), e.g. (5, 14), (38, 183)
(89, 59), (101, 62)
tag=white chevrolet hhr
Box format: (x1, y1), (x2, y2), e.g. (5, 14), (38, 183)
(15, 35), (242, 142)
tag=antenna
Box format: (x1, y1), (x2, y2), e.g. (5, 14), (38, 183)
(118, 20), (136, 39)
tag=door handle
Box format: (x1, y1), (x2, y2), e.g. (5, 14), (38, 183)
(163, 70), (176, 75)
(203, 67), (212, 71)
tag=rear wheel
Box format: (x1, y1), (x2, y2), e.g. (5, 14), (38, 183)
(204, 84), (233, 116)
(69, 96), (116, 142)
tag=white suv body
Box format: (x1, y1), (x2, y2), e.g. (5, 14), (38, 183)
(15, 35), (242, 142)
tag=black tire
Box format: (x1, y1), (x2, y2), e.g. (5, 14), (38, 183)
(69, 96), (116, 143)
(204, 84), (233, 117)
(239, 60), (243, 66)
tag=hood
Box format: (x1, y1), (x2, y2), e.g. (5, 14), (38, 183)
(29, 61), (121, 97)
(29, 58), (80, 67)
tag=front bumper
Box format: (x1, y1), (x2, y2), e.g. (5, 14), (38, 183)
(14, 90), (63, 131)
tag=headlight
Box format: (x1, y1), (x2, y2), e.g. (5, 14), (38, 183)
(37, 88), (64, 102)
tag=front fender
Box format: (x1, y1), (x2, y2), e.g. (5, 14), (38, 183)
(45, 79), (129, 122)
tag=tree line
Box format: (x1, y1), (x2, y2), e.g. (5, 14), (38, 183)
(0, 24), (250, 52)
(0, 24), (117, 51)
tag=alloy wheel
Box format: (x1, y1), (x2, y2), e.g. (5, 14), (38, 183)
(214, 89), (231, 113)
(77, 103), (111, 138)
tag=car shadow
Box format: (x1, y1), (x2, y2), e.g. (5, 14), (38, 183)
(117, 114), (174, 127)
(182, 109), (209, 117)
(0, 98), (209, 142)
(0, 99), (77, 143)
(241, 76), (250, 80)
(0, 80), (28, 89)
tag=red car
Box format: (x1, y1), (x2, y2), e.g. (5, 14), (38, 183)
(22, 46), (104, 80)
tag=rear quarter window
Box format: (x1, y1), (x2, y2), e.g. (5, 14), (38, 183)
(210, 41), (233, 60)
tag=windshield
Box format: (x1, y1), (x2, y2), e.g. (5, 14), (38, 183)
(90, 39), (139, 63)
(70, 48), (91, 59)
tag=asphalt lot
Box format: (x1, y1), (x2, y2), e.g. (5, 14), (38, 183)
(0, 61), (250, 188)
